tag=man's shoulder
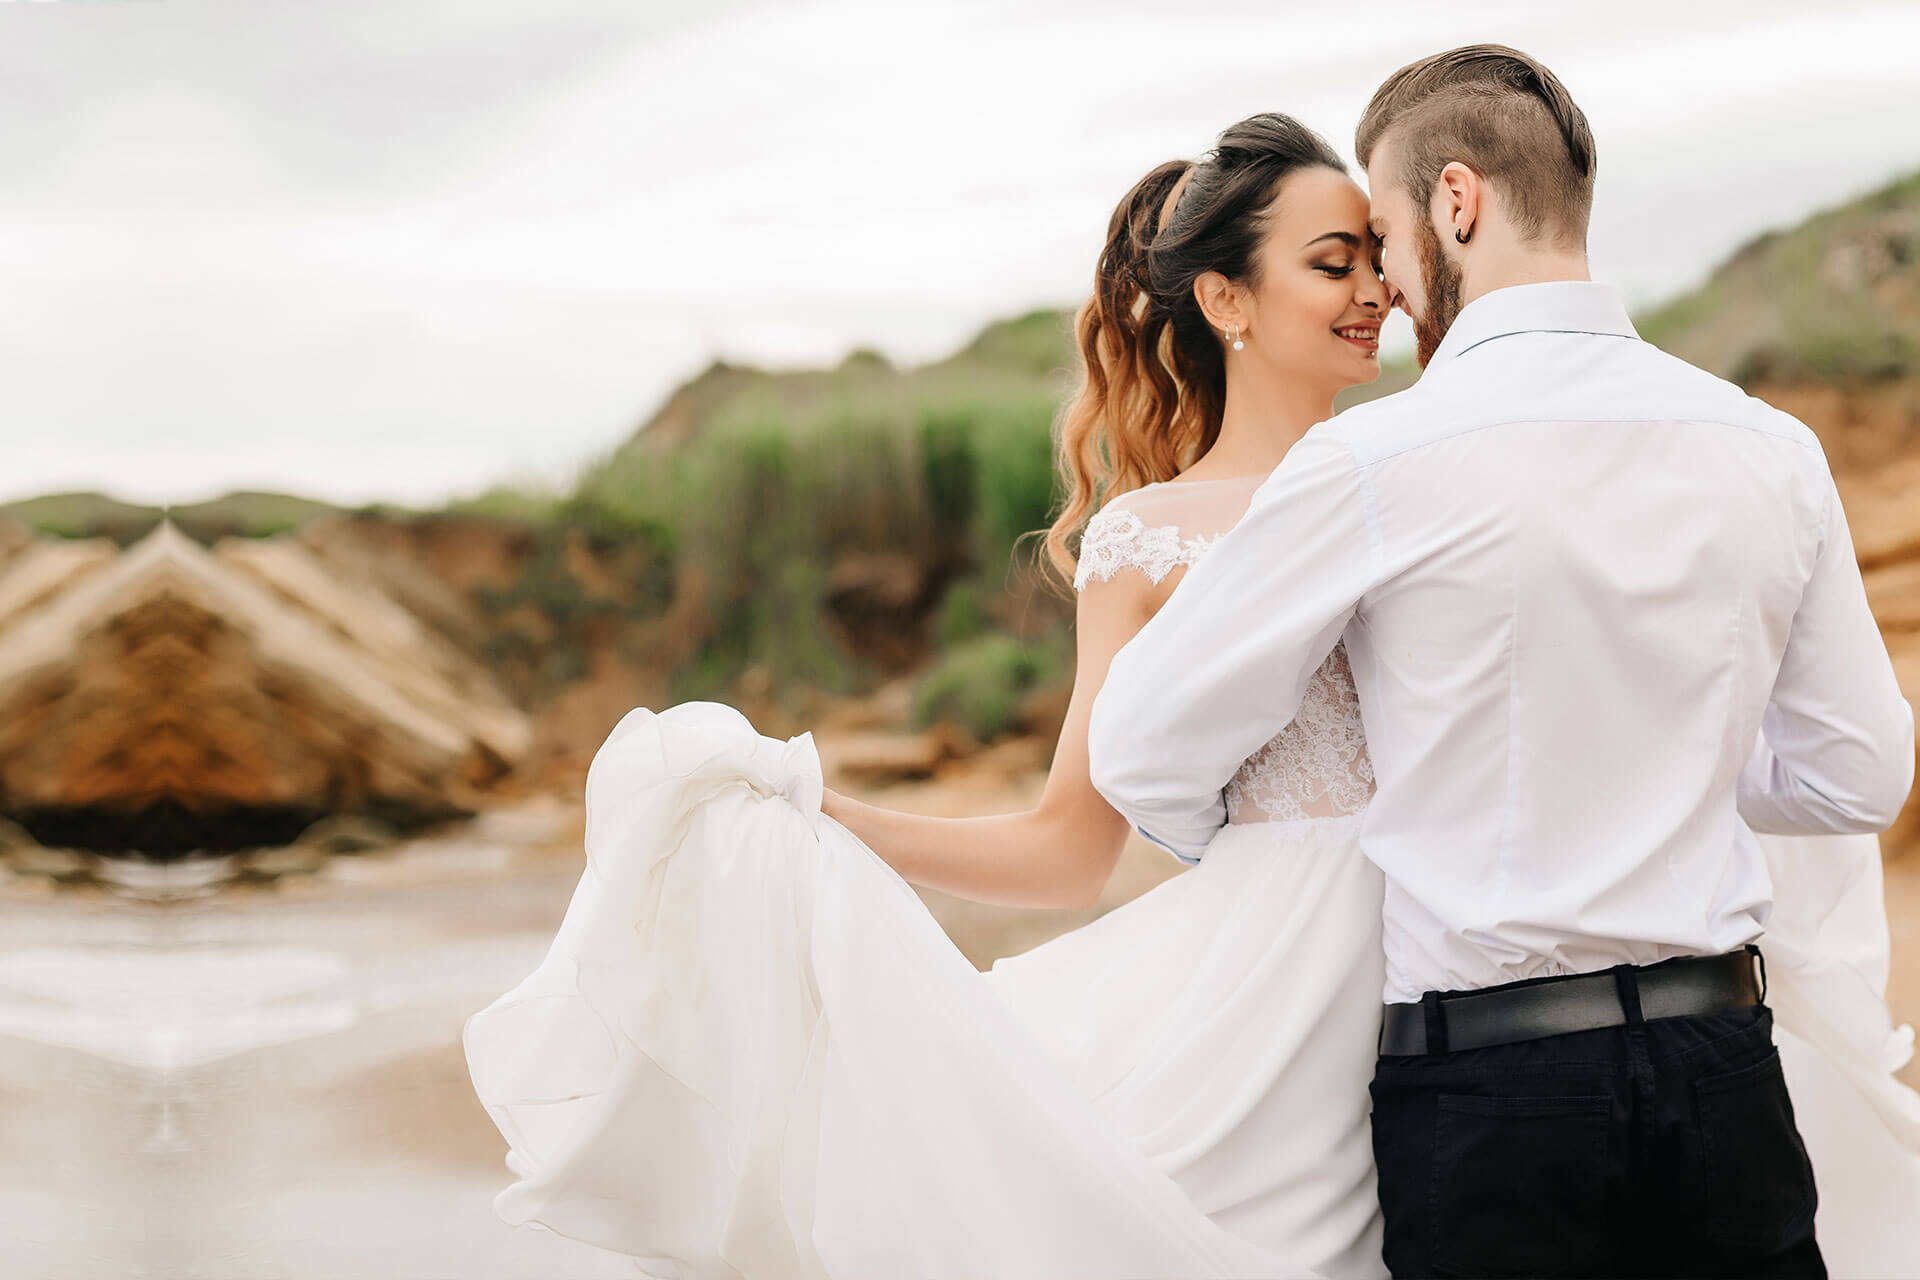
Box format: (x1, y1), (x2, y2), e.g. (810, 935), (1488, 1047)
(1322, 339), (1828, 468)
(1321, 381), (1422, 436)
(1311, 368), (1449, 465)
(1621, 345), (1833, 479)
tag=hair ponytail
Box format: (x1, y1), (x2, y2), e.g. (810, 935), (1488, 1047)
(1042, 159), (1194, 585)
(1040, 114), (1346, 590)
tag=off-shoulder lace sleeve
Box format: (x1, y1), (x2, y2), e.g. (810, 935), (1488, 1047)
(1072, 506), (1221, 592)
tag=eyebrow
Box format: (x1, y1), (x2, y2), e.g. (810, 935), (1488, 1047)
(1303, 231), (1362, 249)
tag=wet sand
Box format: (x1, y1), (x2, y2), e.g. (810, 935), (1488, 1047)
(0, 802), (637, 1280)
(0, 788), (1913, 1278)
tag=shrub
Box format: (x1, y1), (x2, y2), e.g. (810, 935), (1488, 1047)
(910, 630), (1067, 742)
(914, 391), (1060, 584)
(932, 580), (987, 649)
(569, 369), (1067, 701)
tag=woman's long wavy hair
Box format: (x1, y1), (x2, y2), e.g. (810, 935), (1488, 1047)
(1040, 113), (1346, 589)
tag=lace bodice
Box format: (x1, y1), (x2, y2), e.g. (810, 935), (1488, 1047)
(1075, 478), (1375, 826)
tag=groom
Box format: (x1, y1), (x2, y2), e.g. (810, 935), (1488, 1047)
(1088, 44), (1915, 1280)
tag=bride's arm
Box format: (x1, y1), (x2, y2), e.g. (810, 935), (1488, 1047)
(821, 570), (1156, 912)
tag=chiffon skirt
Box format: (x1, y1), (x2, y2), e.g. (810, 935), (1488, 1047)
(1757, 830), (1920, 1278)
(464, 701), (1920, 1278)
(463, 701), (1385, 1278)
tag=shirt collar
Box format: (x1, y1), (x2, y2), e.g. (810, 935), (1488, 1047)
(1424, 280), (1639, 371)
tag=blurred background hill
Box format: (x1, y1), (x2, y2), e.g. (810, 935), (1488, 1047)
(6, 171), (1918, 857)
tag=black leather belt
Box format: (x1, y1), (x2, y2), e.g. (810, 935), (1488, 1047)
(1379, 946), (1765, 1056)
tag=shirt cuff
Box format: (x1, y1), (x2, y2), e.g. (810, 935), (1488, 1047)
(1135, 823), (1203, 866)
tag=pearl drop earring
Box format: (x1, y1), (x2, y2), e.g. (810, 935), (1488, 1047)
(1227, 324), (1245, 351)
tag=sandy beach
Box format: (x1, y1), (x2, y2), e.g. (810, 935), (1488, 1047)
(0, 783), (1912, 1279)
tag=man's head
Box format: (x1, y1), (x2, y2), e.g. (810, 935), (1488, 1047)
(1356, 45), (1596, 366)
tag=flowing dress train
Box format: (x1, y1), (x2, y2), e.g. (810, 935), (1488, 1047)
(466, 477), (1920, 1278)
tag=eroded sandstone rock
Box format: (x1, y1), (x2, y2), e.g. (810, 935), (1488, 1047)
(0, 522), (530, 856)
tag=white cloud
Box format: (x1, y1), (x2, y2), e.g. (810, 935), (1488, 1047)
(0, 0), (1915, 506)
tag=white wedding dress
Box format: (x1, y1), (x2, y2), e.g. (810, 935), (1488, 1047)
(465, 475), (1920, 1280)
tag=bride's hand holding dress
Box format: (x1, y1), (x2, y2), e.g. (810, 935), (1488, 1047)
(461, 476), (1394, 1279)
(462, 471), (1920, 1279)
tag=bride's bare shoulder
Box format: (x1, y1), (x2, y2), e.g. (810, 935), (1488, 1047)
(1097, 472), (1266, 523)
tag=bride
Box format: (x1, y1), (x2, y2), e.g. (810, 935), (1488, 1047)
(464, 113), (1920, 1279)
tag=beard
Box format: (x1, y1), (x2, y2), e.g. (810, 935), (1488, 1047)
(1411, 216), (1465, 368)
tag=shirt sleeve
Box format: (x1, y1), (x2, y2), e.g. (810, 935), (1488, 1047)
(1087, 427), (1379, 861)
(1738, 470), (1915, 834)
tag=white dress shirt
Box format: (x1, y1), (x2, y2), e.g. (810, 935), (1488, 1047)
(1088, 281), (1916, 1004)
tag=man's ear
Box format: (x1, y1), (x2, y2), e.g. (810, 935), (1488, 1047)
(1193, 270), (1243, 333)
(1436, 162), (1480, 244)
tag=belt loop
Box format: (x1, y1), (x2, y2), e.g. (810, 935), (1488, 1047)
(1422, 990), (1449, 1056)
(1611, 963), (1645, 1027)
(1748, 943), (1768, 1003)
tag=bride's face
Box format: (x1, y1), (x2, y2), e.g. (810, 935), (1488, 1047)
(1211, 167), (1392, 390)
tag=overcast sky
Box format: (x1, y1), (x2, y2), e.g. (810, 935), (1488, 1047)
(5, 0), (1919, 508)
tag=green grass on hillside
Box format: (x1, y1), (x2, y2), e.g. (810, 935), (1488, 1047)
(910, 629), (1070, 743)
(564, 366), (1066, 704)
(1639, 169), (1920, 385)
(0, 489), (366, 545)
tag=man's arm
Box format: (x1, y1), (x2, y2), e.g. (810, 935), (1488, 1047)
(1738, 469), (1915, 834)
(1087, 427), (1379, 861)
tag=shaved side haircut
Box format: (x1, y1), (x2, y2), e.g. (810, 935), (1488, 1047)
(1356, 44), (1597, 249)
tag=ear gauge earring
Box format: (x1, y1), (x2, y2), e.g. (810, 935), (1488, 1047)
(1226, 324), (1245, 351)
(1455, 226), (1471, 244)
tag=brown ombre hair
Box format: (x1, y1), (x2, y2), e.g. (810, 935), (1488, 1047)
(1041, 113), (1346, 588)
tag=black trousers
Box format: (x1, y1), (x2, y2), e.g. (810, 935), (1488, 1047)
(1369, 998), (1825, 1279)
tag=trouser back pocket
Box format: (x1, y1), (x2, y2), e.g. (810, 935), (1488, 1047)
(1429, 1091), (1615, 1278)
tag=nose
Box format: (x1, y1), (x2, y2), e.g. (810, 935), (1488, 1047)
(1368, 270), (1403, 314)
(1356, 270), (1391, 314)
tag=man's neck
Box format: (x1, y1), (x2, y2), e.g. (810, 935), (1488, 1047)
(1461, 252), (1593, 309)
